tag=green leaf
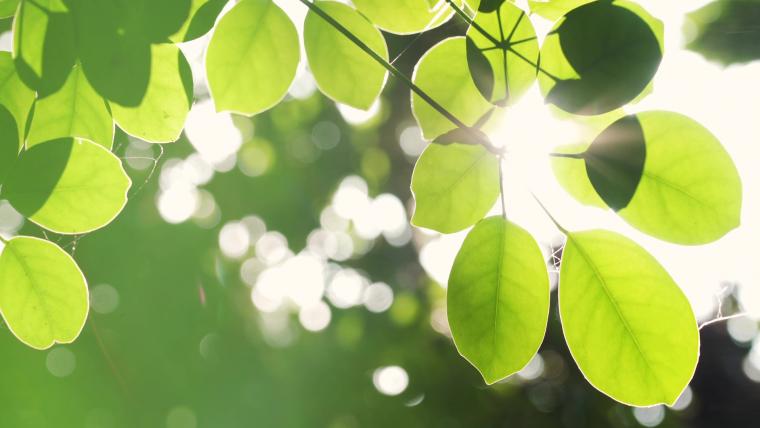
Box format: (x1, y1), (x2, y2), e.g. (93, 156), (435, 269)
(560, 230), (699, 406)
(411, 143), (499, 233)
(206, 0), (300, 116)
(27, 63), (114, 149)
(352, 0), (454, 35)
(12, 0), (76, 95)
(0, 236), (89, 350)
(527, 0), (594, 21)
(412, 37), (493, 140)
(170, 0), (228, 43)
(0, 0), (19, 18)
(466, 1), (538, 106)
(550, 143), (606, 209)
(448, 216), (550, 384)
(0, 52), (35, 182)
(686, 0), (760, 65)
(1, 138), (132, 234)
(110, 44), (193, 143)
(537, 1), (662, 115)
(304, 1), (388, 110)
(617, 111), (742, 245)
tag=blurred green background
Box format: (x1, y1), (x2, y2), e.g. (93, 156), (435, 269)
(2, 1), (760, 427)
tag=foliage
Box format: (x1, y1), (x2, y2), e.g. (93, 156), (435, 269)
(0, 0), (745, 409)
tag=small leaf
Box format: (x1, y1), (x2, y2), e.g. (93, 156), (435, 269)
(170, 0), (228, 43)
(527, 0), (594, 20)
(560, 230), (699, 406)
(618, 111), (742, 245)
(110, 44), (193, 143)
(206, 0), (300, 116)
(448, 216), (550, 384)
(352, 0), (455, 35)
(304, 1), (388, 110)
(12, 0), (76, 95)
(28, 63), (114, 149)
(411, 143), (499, 233)
(0, 0), (19, 18)
(0, 52), (35, 181)
(584, 115), (646, 211)
(538, 1), (662, 115)
(1, 138), (132, 234)
(466, 1), (538, 106)
(412, 37), (493, 140)
(0, 236), (89, 350)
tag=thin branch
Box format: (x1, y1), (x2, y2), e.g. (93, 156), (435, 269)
(299, 0), (469, 130)
(498, 155), (507, 219)
(443, 0), (501, 46)
(699, 312), (750, 330)
(530, 192), (568, 234)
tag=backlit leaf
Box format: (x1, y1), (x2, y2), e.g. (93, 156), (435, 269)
(412, 37), (493, 140)
(0, 0), (18, 18)
(537, 1), (662, 115)
(170, 0), (228, 43)
(28, 63), (114, 149)
(0, 52), (35, 181)
(527, 0), (594, 21)
(206, 0), (300, 116)
(352, 0), (454, 35)
(0, 236), (89, 350)
(466, 1), (538, 106)
(448, 216), (550, 384)
(560, 230), (699, 406)
(304, 1), (388, 110)
(411, 143), (499, 233)
(1, 138), (131, 234)
(110, 44), (193, 143)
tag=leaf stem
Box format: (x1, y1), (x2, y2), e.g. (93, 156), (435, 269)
(530, 192), (568, 234)
(444, 0), (501, 46)
(0, 235), (8, 244)
(498, 155), (507, 219)
(549, 152), (585, 159)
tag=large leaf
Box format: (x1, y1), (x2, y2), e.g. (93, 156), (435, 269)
(27, 63), (114, 149)
(465, 1), (538, 106)
(1, 138), (131, 234)
(411, 143), (499, 233)
(0, 52), (35, 182)
(559, 230), (699, 406)
(206, 0), (300, 116)
(110, 44), (193, 143)
(448, 217), (550, 384)
(537, 0), (662, 115)
(412, 37), (493, 140)
(617, 111), (742, 245)
(352, 0), (454, 35)
(12, 0), (76, 95)
(304, 1), (388, 110)
(0, 236), (89, 350)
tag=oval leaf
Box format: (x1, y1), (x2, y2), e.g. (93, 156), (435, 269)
(0, 236), (89, 349)
(411, 143), (499, 233)
(448, 216), (550, 384)
(1, 138), (132, 234)
(28, 63), (114, 149)
(559, 230), (699, 406)
(304, 1), (388, 110)
(110, 44), (193, 143)
(466, 1), (538, 106)
(170, 0), (228, 43)
(538, 1), (662, 115)
(618, 111), (742, 245)
(352, 0), (454, 35)
(412, 37), (493, 140)
(206, 0), (300, 116)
